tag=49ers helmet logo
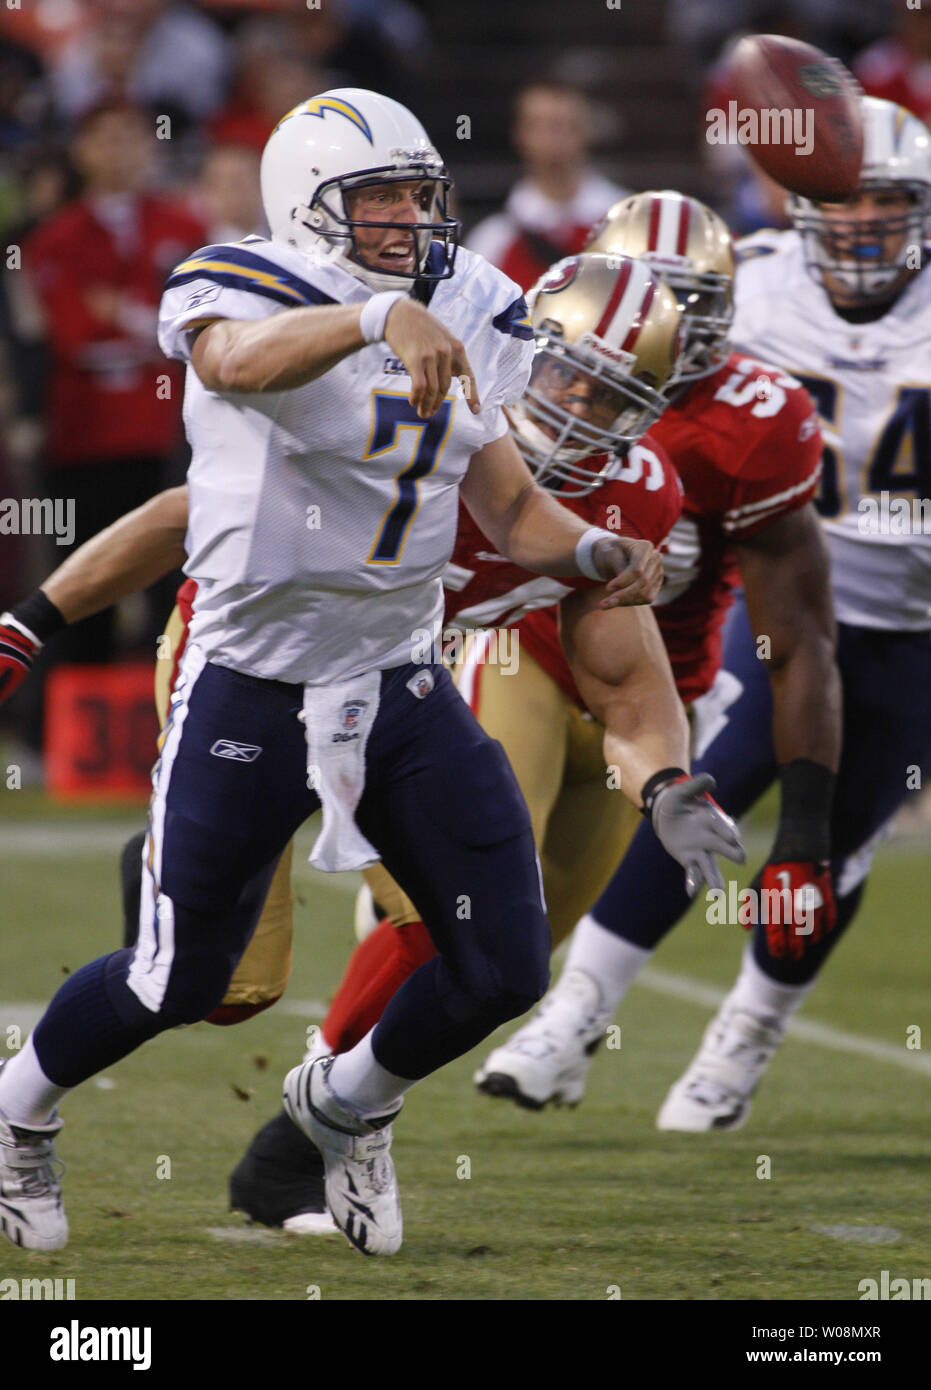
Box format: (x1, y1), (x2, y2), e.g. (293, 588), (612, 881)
(537, 256), (582, 294)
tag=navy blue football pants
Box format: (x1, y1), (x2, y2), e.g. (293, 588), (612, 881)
(590, 595), (931, 985)
(33, 655), (550, 1088)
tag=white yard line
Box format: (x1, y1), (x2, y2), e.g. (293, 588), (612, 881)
(637, 966), (931, 1076)
(0, 822), (143, 855)
(1, 972), (928, 1075)
(2, 823), (928, 1077)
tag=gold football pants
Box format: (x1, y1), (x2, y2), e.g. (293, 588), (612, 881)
(365, 639), (641, 947)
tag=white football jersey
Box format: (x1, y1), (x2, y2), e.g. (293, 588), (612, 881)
(733, 229), (931, 631)
(158, 237), (534, 682)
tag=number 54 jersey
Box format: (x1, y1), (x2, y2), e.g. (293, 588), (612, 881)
(157, 237), (534, 684)
(733, 229), (931, 632)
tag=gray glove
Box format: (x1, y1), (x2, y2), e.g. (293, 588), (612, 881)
(644, 770), (746, 897)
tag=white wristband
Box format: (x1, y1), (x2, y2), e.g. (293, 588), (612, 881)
(359, 291), (407, 344)
(574, 526), (617, 581)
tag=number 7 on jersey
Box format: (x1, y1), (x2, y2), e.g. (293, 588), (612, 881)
(365, 391), (454, 563)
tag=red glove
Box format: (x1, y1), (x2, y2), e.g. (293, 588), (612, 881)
(751, 860), (836, 960)
(0, 613), (41, 702)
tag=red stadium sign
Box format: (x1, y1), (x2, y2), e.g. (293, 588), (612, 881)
(44, 664), (159, 801)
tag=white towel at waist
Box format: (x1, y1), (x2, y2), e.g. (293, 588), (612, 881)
(302, 671), (381, 872)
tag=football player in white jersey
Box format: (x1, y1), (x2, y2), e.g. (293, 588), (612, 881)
(656, 95), (931, 1128)
(0, 90), (671, 1258)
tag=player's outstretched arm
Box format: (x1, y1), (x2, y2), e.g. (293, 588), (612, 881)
(190, 298), (480, 416)
(0, 487), (188, 704)
(560, 588), (745, 894)
(43, 486), (189, 623)
(736, 503), (842, 951)
(460, 432), (664, 606)
(559, 589), (688, 795)
(737, 504), (841, 777)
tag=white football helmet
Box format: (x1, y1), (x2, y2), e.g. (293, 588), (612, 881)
(260, 88), (458, 290)
(791, 96), (931, 304)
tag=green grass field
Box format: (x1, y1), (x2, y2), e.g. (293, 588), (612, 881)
(1, 792), (929, 1302)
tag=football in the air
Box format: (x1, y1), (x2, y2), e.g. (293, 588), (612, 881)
(726, 33), (864, 200)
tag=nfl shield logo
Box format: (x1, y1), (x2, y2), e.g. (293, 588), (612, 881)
(341, 699), (368, 730)
(406, 670), (435, 700)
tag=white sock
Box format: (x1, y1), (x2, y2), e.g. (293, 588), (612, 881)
(563, 913), (653, 1015)
(727, 947), (813, 1028)
(328, 1033), (413, 1121)
(0, 1036), (69, 1128)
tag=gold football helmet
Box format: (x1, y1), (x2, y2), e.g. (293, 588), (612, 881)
(586, 191), (735, 384)
(509, 252), (682, 494)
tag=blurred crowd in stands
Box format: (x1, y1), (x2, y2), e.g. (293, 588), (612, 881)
(0, 0), (919, 768)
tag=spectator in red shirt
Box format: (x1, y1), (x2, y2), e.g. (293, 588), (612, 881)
(854, 6), (931, 127)
(22, 100), (205, 670)
(466, 81), (627, 291)
(208, 17), (326, 153)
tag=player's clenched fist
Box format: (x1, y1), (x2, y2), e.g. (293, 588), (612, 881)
(592, 535), (664, 608)
(0, 612), (42, 701)
(384, 298), (481, 420)
(752, 859), (836, 960)
(0, 592), (66, 702)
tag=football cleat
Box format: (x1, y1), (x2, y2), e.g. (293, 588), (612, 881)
(0, 1068), (68, 1252)
(656, 1006), (786, 1132)
(474, 970), (611, 1110)
(283, 1057), (402, 1256)
(229, 1109), (336, 1235)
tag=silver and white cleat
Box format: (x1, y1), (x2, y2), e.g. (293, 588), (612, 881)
(656, 1006), (786, 1132)
(474, 970), (611, 1110)
(283, 1057), (402, 1256)
(0, 1067), (68, 1252)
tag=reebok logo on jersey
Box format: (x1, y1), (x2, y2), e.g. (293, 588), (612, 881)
(184, 284), (221, 310)
(827, 354), (888, 372)
(382, 355), (409, 376)
(209, 740), (263, 761)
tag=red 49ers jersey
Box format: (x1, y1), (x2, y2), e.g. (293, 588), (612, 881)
(485, 436), (682, 705)
(651, 352), (822, 703)
(442, 435), (682, 632)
